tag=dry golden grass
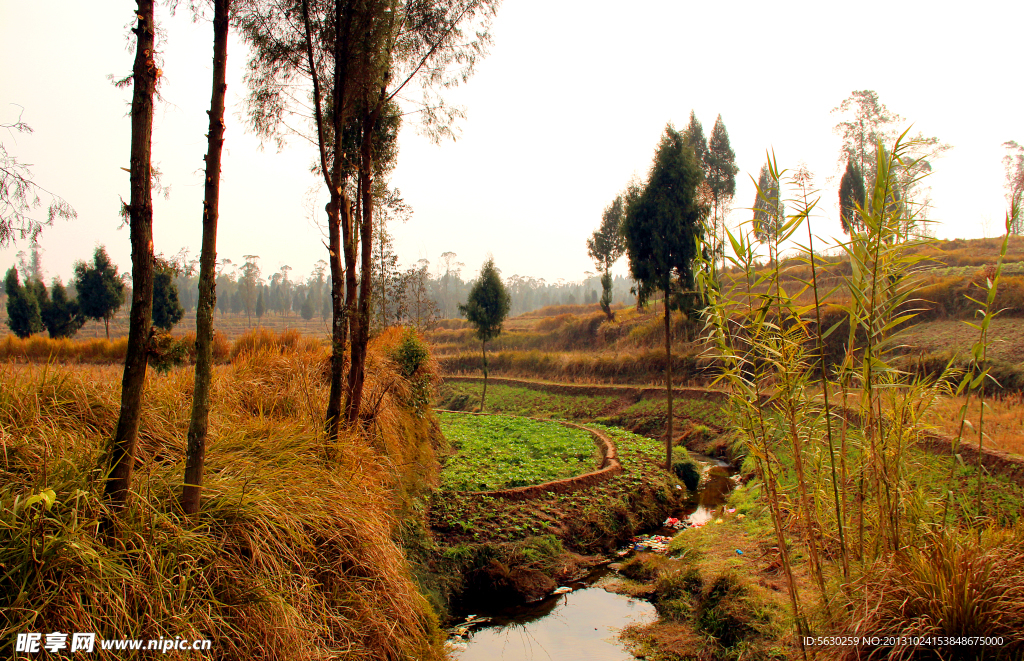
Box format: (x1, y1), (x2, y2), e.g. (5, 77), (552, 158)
(0, 328), (445, 660)
(925, 392), (1024, 457)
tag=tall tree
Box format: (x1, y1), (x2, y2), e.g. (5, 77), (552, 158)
(683, 110), (708, 172)
(73, 246), (126, 340)
(16, 240), (45, 283)
(623, 124), (707, 471)
(832, 90), (949, 224)
(1, 109), (77, 247)
(41, 278), (85, 339)
(152, 259), (185, 331)
(586, 195), (626, 320)
(240, 254), (260, 327)
(838, 159), (867, 235)
(752, 163), (785, 252)
(4, 266), (42, 338)
(104, 0), (160, 515)
(241, 0), (498, 439)
(705, 115), (738, 270)
(459, 257), (510, 412)
(1003, 140), (1024, 235)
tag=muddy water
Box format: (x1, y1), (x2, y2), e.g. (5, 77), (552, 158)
(447, 583), (656, 661)
(665, 453), (738, 528)
(448, 453), (738, 660)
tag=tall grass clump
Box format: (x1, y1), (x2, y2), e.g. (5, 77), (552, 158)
(1, 328), (446, 660)
(697, 133), (1024, 651)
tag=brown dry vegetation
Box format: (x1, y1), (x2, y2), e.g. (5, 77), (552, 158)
(926, 392), (1024, 457)
(1, 328), (445, 660)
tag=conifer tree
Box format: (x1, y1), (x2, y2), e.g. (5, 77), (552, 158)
(839, 159), (867, 235)
(41, 278), (85, 339)
(752, 163), (785, 253)
(152, 261), (185, 331)
(73, 246), (125, 340)
(459, 257), (510, 412)
(586, 195), (626, 320)
(706, 115), (739, 269)
(684, 110), (708, 171)
(623, 124), (707, 470)
(4, 266), (42, 338)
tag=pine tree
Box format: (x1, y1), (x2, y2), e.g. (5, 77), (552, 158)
(706, 115), (739, 269)
(839, 159), (867, 235)
(74, 246), (126, 340)
(684, 110), (708, 171)
(41, 278), (85, 339)
(586, 195), (626, 320)
(623, 124), (707, 470)
(4, 266), (42, 338)
(752, 164), (784, 252)
(152, 262), (184, 331)
(459, 257), (511, 412)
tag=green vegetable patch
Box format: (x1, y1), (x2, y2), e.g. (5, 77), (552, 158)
(438, 412), (599, 491)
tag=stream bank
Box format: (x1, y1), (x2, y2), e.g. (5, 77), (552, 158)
(440, 455), (772, 660)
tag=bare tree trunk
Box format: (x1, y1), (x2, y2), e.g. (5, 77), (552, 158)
(182, 0), (229, 516)
(301, 0), (352, 442)
(345, 96), (384, 425)
(481, 339), (488, 412)
(104, 0), (157, 518)
(664, 282), (673, 471)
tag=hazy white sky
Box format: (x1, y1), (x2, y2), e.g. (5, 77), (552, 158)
(1, 1), (1020, 286)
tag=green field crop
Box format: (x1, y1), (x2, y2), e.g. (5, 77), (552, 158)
(438, 412), (599, 491)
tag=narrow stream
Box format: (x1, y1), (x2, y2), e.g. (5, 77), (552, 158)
(447, 452), (738, 660)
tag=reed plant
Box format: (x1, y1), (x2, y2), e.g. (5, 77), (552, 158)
(696, 133), (1024, 651)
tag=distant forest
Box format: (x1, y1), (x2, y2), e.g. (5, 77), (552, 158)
(1, 242), (639, 334)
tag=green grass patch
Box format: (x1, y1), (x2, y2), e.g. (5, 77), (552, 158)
(438, 412), (599, 491)
(430, 425), (685, 548)
(439, 382), (621, 419)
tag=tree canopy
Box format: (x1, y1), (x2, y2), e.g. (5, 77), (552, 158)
(705, 114), (738, 266)
(586, 195), (626, 319)
(1, 110), (77, 247)
(623, 124), (707, 303)
(152, 260), (185, 331)
(460, 257), (510, 343)
(752, 163), (785, 248)
(73, 246), (125, 340)
(4, 266), (42, 338)
(41, 278), (85, 339)
(838, 159), (867, 235)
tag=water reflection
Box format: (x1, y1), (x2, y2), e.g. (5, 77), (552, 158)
(450, 587), (656, 661)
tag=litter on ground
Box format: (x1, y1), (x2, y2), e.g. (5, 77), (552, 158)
(552, 586), (573, 595)
(630, 534), (675, 553)
(663, 517), (689, 530)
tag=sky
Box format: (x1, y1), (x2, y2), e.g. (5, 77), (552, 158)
(1, 1), (1021, 287)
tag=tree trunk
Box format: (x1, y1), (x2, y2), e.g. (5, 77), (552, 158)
(182, 0), (228, 516)
(664, 283), (673, 471)
(345, 99), (383, 425)
(304, 0), (353, 442)
(104, 316), (110, 340)
(326, 192), (350, 440)
(103, 0), (157, 518)
(481, 339), (488, 412)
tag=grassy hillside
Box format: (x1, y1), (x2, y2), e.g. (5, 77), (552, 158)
(1, 328), (446, 660)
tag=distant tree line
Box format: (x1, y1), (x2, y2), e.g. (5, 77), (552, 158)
(3, 242), (182, 340)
